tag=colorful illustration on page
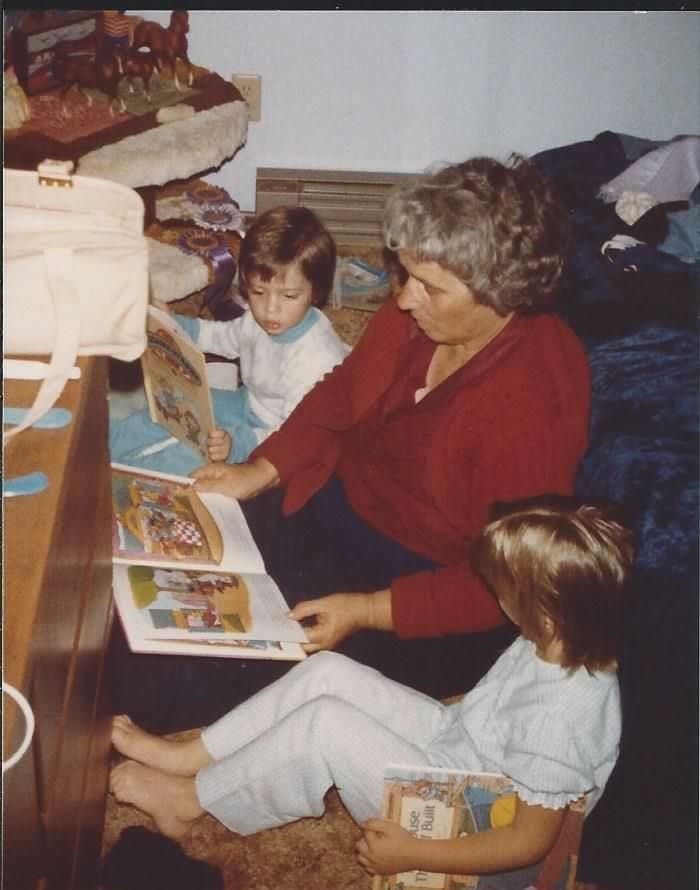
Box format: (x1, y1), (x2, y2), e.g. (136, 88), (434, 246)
(127, 565), (253, 634)
(112, 469), (212, 563)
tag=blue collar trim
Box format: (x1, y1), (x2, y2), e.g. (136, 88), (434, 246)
(272, 307), (319, 343)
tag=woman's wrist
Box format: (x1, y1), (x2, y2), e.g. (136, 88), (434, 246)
(364, 589), (393, 632)
(244, 457), (280, 498)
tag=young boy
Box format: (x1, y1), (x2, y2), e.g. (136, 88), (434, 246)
(110, 206), (349, 474)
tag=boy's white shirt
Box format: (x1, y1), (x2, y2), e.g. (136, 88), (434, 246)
(193, 308), (350, 446)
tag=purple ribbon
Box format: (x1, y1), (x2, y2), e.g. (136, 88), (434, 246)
(176, 229), (240, 318)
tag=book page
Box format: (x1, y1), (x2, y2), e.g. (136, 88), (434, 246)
(201, 490), (265, 574)
(116, 634), (306, 661)
(113, 564), (307, 645)
(111, 464), (264, 574)
(142, 306), (215, 459)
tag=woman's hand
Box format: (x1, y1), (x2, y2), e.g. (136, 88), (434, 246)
(207, 428), (232, 463)
(289, 589), (392, 653)
(355, 819), (419, 877)
(191, 457), (279, 501)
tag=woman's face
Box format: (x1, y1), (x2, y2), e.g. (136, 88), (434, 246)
(396, 251), (497, 345)
(247, 262), (313, 336)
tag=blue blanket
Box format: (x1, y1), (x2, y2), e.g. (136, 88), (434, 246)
(533, 133), (699, 586)
(577, 324), (698, 583)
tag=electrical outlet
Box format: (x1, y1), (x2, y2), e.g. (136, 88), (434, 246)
(232, 73), (262, 122)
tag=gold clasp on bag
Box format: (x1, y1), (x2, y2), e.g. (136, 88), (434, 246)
(37, 160), (75, 189)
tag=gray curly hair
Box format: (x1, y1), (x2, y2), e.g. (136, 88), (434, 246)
(382, 154), (571, 315)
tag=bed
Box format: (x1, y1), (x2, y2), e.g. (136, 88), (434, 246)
(530, 131), (699, 889)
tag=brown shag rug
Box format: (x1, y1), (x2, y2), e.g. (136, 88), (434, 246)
(102, 731), (371, 890)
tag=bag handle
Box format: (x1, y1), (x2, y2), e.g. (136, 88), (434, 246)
(2, 682), (35, 774)
(3, 248), (81, 442)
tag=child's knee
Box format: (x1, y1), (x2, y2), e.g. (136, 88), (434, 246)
(306, 695), (359, 745)
(297, 651), (368, 689)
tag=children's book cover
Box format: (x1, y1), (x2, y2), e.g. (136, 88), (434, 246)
(142, 306), (215, 459)
(373, 764), (585, 890)
(113, 563), (307, 661)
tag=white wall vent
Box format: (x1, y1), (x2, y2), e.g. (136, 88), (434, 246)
(255, 167), (417, 248)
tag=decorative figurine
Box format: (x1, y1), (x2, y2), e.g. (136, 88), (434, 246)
(102, 10), (142, 51)
(52, 46), (126, 117)
(113, 46), (157, 102)
(131, 10), (193, 90)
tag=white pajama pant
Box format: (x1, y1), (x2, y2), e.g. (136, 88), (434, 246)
(196, 651), (447, 835)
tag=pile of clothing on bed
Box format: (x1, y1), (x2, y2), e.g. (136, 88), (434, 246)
(531, 132), (699, 890)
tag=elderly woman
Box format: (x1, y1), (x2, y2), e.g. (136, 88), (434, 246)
(114, 154), (590, 733)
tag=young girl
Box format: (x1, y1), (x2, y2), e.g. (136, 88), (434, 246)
(109, 496), (632, 881)
(109, 206), (349, 475)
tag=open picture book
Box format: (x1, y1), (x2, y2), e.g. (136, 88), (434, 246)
(373, 764), (586, 890)
(141, 305), (216, 460)
(111, 463), (307, 661)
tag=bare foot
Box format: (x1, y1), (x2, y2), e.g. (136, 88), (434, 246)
(111, 715), (211, 776)
(110, 760), (203, 839)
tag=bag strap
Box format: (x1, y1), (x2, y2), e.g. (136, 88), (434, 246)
(3, 248), (81, 443)
(4, 229), (145, 259)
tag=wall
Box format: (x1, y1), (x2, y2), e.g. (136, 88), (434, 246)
(136, 10), (700, 211)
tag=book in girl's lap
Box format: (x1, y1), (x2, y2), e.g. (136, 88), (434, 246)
(110, 496), (632, 883)
(110, 206), (349, 476)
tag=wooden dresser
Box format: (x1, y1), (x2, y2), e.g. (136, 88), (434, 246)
(3, 357), (114, 890)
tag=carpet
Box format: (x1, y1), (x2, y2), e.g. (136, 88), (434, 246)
(102, 733), (371, 890)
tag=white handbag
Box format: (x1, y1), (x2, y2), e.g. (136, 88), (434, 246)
(3, 161), (149, 441)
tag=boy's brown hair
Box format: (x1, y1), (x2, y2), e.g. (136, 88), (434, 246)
(238, 206), (336, 308)
(471, 495), (634, 672)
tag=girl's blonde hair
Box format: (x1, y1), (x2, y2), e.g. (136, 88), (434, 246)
(472, 495), (634, 672)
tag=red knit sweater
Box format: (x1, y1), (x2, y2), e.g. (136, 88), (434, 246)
(254, 301), (590, 639)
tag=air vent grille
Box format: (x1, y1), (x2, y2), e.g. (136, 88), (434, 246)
(255, 167), (417, 247)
